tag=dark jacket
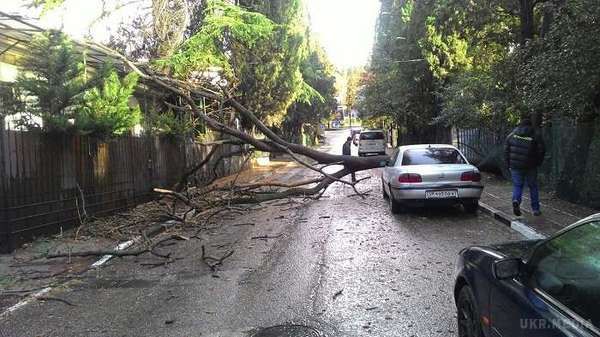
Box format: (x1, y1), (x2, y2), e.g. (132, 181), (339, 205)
(342, 141), (352, 155)
(504, 125), (545, 170)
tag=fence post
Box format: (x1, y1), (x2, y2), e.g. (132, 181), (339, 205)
(0, 125), (14, 253)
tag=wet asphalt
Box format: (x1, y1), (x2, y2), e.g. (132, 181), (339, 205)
(0, 130), (524, 337)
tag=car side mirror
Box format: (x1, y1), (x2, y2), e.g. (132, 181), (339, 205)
(493, 258), (522, 280)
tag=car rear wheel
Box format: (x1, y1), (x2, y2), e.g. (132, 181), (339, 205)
(464, 200), (479, 214)
(390, 193), (404, 214)
(457, 286), (483, 337)
(390, 199), (404, 214)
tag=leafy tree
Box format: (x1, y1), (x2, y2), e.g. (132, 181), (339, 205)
(344, 68), (364, 114)
(0, 83), (25, 118)
(363, 0), (442, 143)
(165, 0), (314, 126)
(145, 109), (199, 137)
(231, 0), (313, 126)
(238, 0), (301, 24)
(283, 39), (336, 143)
(15, 30), (139, 136)
(36, 0), (320, 129)
(521, 0), (600, 121)
(76, 71), (142, 138)
(424, 0), (567, 129)
(16, 30), (89, 131)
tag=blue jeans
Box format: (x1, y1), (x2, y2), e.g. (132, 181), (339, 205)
(511, 169), (540, 212)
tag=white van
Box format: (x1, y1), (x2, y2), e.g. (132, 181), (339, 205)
(358, 129), (386, 156)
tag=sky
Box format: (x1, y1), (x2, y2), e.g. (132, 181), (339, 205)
(2, 0), (141, 41)
(305, 0), (380, 69)
(2, 0), (380, 69)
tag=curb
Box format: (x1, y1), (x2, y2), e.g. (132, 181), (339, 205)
(478, 202), (546, 240)
(0, 220), (178, 318)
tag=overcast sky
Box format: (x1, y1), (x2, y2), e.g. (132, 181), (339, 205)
(3, 0), (380, 69)
(305, 0), (380, 69)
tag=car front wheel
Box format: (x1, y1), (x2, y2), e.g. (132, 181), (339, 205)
(457, 286), (483, 337)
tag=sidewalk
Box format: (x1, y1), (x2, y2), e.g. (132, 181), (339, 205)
(479, 173), (598, 237)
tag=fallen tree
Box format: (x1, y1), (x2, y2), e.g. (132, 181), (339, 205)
(44, 44), (389, 264)
(83, 42), (389, 206)
(34, 0), (390, 269)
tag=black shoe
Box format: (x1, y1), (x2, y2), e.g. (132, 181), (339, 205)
(513, 201), (522, 216)
(533, 210), (542, 216)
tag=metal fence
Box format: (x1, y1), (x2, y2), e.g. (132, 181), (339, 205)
(396, 125), (451, 146)
(0, 129), (244, 253)
(454, 119), (600, 209)
(454, 128), (510, 173)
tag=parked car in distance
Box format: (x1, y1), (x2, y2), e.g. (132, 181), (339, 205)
(454, 214), (600, 337)
(358, 129), (386, 156)
(381, 144), (483, 213)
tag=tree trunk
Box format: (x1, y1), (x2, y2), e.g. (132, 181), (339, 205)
(153, 0), (190, 58)
(519, 0), (535, 43)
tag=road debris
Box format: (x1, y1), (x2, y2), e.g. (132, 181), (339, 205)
(37, 296), (76, 307)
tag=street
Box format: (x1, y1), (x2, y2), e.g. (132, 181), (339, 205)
(0, 130), (524, 337)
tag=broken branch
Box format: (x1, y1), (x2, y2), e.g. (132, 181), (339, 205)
(201, 245), (234, 272)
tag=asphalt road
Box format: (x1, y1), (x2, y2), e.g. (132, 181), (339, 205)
(0, 130), (524, 337)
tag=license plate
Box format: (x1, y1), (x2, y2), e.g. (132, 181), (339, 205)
(425, 190), (458, 199)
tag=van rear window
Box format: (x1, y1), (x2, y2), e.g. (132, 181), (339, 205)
(401, 148), (466, 165)
(360, 132), (384, 140)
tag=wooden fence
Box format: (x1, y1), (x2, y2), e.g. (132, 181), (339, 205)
(0, 129), (245, 253)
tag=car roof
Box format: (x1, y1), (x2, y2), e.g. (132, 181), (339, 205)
(361, 129), (384, 133)
(397, 144), (458, 151)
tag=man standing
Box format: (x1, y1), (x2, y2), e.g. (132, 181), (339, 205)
(504, 117), (546, 216)
(342, 136), (356, 182)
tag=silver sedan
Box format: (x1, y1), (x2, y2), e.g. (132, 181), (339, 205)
(381, 144), (484, 214)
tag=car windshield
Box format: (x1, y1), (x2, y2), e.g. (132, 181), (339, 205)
(530, 221), (600, 328)
(401, 148), (466, 165)
(360, 132), (384, 140)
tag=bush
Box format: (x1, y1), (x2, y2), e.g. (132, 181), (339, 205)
(145, 109), (199, 137)
(75, 71), (141, 138)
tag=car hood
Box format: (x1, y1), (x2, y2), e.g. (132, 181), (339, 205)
(488, 239), (542, 259)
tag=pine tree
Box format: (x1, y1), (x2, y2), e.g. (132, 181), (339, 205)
(75, 71), (142, 138)
(16, 30), (87, 131)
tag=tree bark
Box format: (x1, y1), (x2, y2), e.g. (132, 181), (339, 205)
(519, 0), (536, 43)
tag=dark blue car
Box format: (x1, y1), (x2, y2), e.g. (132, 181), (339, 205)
(454, 214), (600, 337)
